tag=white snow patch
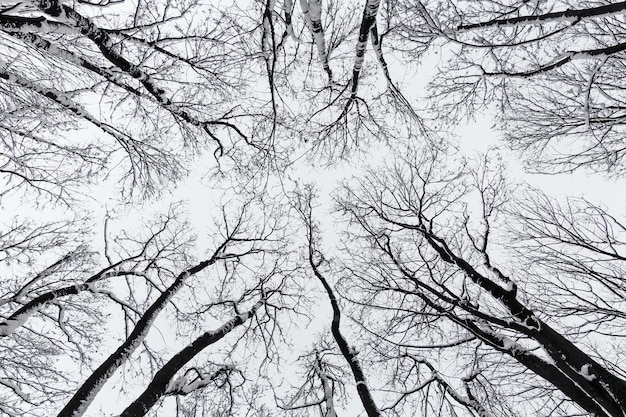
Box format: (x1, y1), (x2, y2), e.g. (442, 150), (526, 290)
(540, 347), (556, 365)
(579, 364), (596, 381)
(502, 280), (515, 292)
(0, 378), (30, 401)
(0, 312), (33, 336)
(572, 51), (608, 61)
(102, 270), (117, 279)
(501, 337), (521, 351)
(165, 375), (188, 393)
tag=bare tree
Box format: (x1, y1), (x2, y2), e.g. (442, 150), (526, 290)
(292, 186), (381, 417)
(0, 0), (435, 191)
(0, 0), (277, 197)
(244, 0), (428, 161)
(0, 198), (301, 417)
(334, 147), (626, 417)
(7, 1), (626, 416)
(508, 191), (626, 360)
(395, 1), (626, 175)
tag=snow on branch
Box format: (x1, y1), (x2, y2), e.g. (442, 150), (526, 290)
(55, 256), (224, 417)
(118, 298), (265, 417)
(164, 366), (237, 396)
(0, 284), (88, 337)
(283, 0), (294, 38)
(0, 267), (135, 337)
(0, 14), (76, 34)
(35, 0), (247, 155)
(8, 32), (142, 97)
(312, 352), (338, 417)
(483, 42), (626, 78)
(457, 1), (626, 31)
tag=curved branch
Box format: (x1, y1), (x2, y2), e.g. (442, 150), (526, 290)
(118, 299), (264, 417)
(458, 2), (626, 31)
(484, 42), (626, 78)
(296, 191), (381, 417)
(56, 244), (230, 417)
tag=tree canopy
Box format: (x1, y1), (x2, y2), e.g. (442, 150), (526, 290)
(1, 1), (626, 417)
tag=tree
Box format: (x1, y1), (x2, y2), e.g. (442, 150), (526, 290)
(0, 0), (423, 194)
(3, 0), (626, 416)
(0, 199), (301, 417)
(293, 186), (381, 417)
(510, 191), (626, 337)
(331, 147), (626, 416)
(395, 1), (626, 175)
(0, 0), (279, 198)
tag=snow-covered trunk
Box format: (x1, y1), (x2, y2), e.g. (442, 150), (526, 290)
(299, 0), (313, 31)
(0, 13), (75, 34)
(33, 0), (235, 153)
(261, 0), (276, 60)
(419, 229), (626, 417)
(308, 0), (332, 80)
(368, 22), (389, 82)
(56, 259), (217, 417)
(307, 244), (380, 416)
(460, 316), (614, 417)
(283, 0), (294, 37)
(117, 299), (264, 417)
(350, 0), (380, 98)
(0, 68), (132, 145)
(532, 324), (626, 416)
(410, 284), (617, 417)
(36, 0), (171, 104)
(313, 353), (337, 417)
(11, 31), (142, 96)
(299, 0), (332, 80)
